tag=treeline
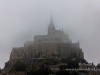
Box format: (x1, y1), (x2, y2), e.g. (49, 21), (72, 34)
(6, 57), (88, 75)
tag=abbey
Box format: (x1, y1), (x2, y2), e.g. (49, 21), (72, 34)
(9, 14), (84, 65)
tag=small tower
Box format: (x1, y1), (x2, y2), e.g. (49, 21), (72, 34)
(48, 13), (55, 35)
(77, 40), (80, 47)
(67, 33), (69, 39)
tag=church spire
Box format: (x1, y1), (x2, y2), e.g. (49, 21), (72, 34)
(50, 12), (53, 23)
(48, 12), (55, 35)
(78, 40), (80, 47)
(49, 12), (54, 26)
(48, 12), (55, 30)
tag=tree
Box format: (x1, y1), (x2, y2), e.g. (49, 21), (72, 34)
(70, 53), (78, 58)
(71, 71), (79, 75)
(13, 61), (26, 72)
(61, 59), (67, 63)
(67, 58), (79, 69)
(59, 65), (67, 70)
(26, 66), (52, 75)
(56, 70), (70, 75)
(96, 63), (100, 69)
(80, 59), (88, 64)
(4, 62), (9, 69)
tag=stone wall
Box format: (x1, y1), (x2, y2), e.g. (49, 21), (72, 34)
(9, 41), (84, 66)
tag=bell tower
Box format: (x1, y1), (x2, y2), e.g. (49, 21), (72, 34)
(48, 13), (55, 35)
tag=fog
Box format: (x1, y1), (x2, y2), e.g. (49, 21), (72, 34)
(0, 0), (100, 68)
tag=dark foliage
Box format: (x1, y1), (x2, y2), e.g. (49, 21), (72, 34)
(14, 61), (26, 71)
(67, 59), (79, 68)
(4, 62), (9, 69)
(59, 65), (67, 70)
(26, 67), (52, 75)
(9, 61), (26, 72)
(56, 70), (70, 75)
(80, 59), (88, 64)
(70, 53), (78, 58)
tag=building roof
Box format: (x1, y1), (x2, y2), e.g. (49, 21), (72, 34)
(34, 35), (48, 39)
(42, 41), (59, 43)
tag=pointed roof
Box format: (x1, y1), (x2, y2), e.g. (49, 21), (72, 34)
(48, 12), (55, 30)
(50, 12), (53, 23)
(78, 40), (80, 47)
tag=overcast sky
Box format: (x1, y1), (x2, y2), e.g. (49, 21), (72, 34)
(0, 0), (100, 68)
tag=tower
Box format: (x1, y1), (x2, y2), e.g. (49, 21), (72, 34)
(77, 40), (80, 47)
(48, 13), (55, 35)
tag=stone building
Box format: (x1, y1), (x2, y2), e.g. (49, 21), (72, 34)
(9, 14), (84, 66)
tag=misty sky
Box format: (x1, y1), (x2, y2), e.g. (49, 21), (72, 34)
(0, 0), (100, 68)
